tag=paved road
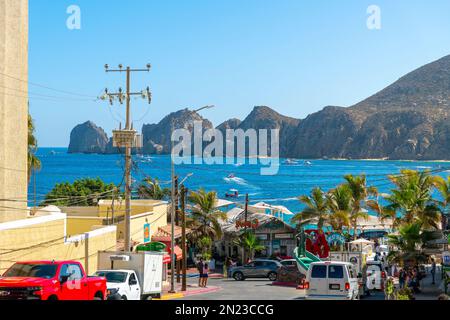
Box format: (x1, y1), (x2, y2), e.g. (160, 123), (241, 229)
(178, 277), (387, 300)
(179, 278), (303, 300)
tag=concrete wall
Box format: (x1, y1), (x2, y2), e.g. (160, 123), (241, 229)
(66, 216), (105, 237)
(0, 213), (117, 274)
(0, 0), (29, 222)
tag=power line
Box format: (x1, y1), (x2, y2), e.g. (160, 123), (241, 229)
(0, 71), (97, 98)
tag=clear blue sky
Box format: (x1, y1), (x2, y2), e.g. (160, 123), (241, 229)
(28, 0), (450, 147)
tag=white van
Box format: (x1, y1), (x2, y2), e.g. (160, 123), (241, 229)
(305, 261), (359, 300)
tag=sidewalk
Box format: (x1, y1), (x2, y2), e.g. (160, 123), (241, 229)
(157, 282), (221, 300)
(414, 272), (445, 300)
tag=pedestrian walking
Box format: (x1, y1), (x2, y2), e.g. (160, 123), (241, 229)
(201, 261), (209, 288)
(431, 259), (436, 285)
(399, 268), (406, 289)
(196, 258), (204, 287)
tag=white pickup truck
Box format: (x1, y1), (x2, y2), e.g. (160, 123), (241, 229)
(94, 269), (142, 300)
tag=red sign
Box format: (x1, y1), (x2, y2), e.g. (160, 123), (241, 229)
(235, 219), (259, 230)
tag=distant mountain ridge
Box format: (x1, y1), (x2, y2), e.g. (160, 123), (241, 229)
(68, 54), (450, 160)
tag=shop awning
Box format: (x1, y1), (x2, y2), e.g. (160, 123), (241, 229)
(163, 245), (183, 264)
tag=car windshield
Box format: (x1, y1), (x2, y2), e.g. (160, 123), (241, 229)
(3, 263), (57, 279)
(95, 271), (128, 283)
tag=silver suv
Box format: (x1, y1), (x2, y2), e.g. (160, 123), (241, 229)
(230, 259), (282, 281)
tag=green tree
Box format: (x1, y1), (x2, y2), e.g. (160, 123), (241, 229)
(27, 114), (41, 183)
(383, 170), (441, 230)
(326, 184), (353, 235)
(137, 177), (170, 200)
(43, 177), (119, 206)
(291, 187), (330, 229)
(433, 176), (450, 229)
(234, 231), (265, 260)
(187, 189), (227, 243)
(387, 222), (427, 266)
(343, 174), (375, 239)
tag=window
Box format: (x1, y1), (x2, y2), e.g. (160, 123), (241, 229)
(3, 263), (57, 279)
(68, 264), (83, 280)
(348, 266), (356, 279)
(60, 264), (83, 281)
(95, 271), (128, 283)
(311, 265), (327, 278)
(328, 265), (344, 279)
(253, 261), (265, 267)
(129, 273), (137, 285)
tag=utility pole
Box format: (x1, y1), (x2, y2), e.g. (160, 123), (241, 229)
(103, 64), (151, 252)
(181, 185), (188, 291)
(175, 176), (181, 283)
(242, 193), (249, 264)
(169, 117), (177, 293)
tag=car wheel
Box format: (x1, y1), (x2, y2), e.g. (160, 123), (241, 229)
(121, 295), (127, 300)
(233, 272), (245, 281)
(268, 272), (277, 281)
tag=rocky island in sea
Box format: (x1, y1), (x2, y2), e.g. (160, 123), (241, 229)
(69, 54), (450, 160)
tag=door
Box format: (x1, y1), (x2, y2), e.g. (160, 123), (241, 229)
(128, 273), (141, 300)
(327, 265), (346, 298)
(308, 265), (328, 298)
(366, 264), (382, 290)
(242, 262), (257, 277)
(253, 261), (267, 278)
(58, 263), (88, 300)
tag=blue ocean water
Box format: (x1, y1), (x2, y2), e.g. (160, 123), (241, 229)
(30, 148), (450, 224)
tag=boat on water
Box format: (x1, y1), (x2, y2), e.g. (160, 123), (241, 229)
(304, 161), (312, 166)
(283, 159), (297, 165)
(225, 189), (239, 198)
(227, 173), (235, 179)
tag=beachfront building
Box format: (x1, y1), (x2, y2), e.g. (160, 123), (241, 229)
(0, 0), (29, 222)
(214, 207), (297, 261)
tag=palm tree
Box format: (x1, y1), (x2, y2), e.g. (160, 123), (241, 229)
(137, 177), (170, 200)
(387, 222), (427, 266)
(187, 189), (227, 243)
(234, 231), (265, 260)
(27, 114), (41, 183)
(384, 170), (441, 230)
(291, 187), (330, 229)
(327, 184), (353, 235)
(432, 176), (450, 230)
(343, 174), (375, 239)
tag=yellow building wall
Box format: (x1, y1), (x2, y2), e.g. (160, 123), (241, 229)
(0, 214), (117, 275)
(116, 207), (168, 244)
(0, 0), (29, 222)
(66, 217), (105, 237)
(97, 200), (166, 218)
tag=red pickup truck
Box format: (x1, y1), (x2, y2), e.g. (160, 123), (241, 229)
(0, 260), (107, 300)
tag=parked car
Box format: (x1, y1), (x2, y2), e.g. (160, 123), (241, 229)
(0, 260), (107, 300)
(94, 270), (141, 300)
(279, 259), (297, 268)
(230, 259), (282, 281)
(305, 261), (359, 300)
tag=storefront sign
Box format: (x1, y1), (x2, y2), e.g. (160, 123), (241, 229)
(274, 233), (293, 239)
(144, 223), (151, 243)
(256, 234), (268, 240)
(326, 232), (346, 245)
(235, 219), (259, 230)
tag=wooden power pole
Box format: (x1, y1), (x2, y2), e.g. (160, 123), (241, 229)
(181, 185), (188, 291)
(103, 64), (151, 252)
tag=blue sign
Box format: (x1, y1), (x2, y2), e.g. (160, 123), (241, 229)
(327, 232), (346, 245)
(144, 223), (151, 243)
